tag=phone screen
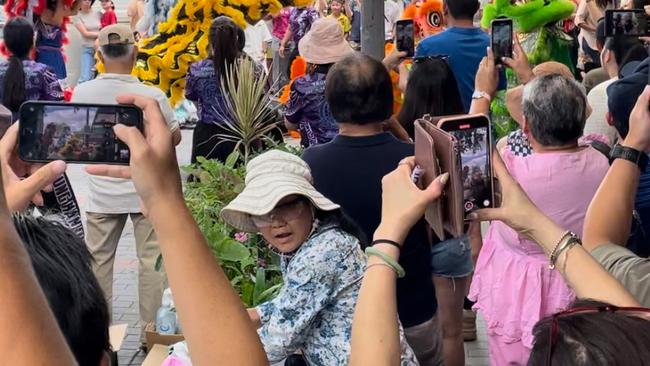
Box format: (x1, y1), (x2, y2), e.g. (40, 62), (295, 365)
(19, 102), (143, 164)
(395, 19), (415, 57)
(491, 19), (513, 63)
(445, 118), (493, 213)
(605, 10), (649, 37)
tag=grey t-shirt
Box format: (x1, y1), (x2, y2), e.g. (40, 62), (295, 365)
(592, 243), (650, 306)
(74, 10), (102, 48)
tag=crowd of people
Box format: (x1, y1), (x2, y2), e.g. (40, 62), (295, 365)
(2, 0), (650, 365)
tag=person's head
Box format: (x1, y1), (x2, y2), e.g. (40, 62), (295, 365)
(528, 299), (650, 366)
(80, 0), (95, 12)
(521, 74), (587, 147)
(97, 24), (138, 72)
(606, 71), (646, 139)
(443, 0), (479, 22)
(2, 17), (34, 113)
(330, 0), (343, 15)
(595, 18), (607, 51)
(325, 53), (393, 125)
(298, 17), (353, 65)
(221, 150), (366, 253)
(594, 0), (613, 9)
(397, 56), (465, 138)
(208, 16), (243, 77)
(13, 214), (111, 366)
(237, 25), (245, 52)
(99, 0), (111, 11)
(601, 36), (647, 79)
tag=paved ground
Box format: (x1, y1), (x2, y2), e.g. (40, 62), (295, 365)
(66, 129), (490, 366)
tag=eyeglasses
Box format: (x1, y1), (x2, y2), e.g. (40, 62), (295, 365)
(413, 55), (450, 64)
(250, 198), (307, 228)
(547, 305), (650, 365)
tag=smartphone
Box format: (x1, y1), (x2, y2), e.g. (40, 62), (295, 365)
(491, 18), (513, 64)
(19, 101), (144, 165)
(605, 9), (649, 37)
(439, 115), (494, 213)
(395, 19), (415, 58)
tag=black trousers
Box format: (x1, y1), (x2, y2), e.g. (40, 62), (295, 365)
(190, 122), (238, 164)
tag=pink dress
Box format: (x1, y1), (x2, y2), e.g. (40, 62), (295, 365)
(469, 146), (609, 365)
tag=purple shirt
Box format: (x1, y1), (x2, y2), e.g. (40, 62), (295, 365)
(0, 60), (63, 118)
(185, 59), (229, 124)
(273, 8), (292, 40)
(284, 72), (339, 147)
(289, 7), (319, 44)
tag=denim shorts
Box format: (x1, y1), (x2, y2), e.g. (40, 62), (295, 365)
(430, 235), (473, 278)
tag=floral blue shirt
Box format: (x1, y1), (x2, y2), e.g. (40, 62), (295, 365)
(284, 72), (339, 148)
(256, 221), (419, 365)
(289, 7), (319, 44)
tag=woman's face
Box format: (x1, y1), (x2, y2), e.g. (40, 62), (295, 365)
(81, 0), (92, 11)
(252, 195), (314, 253)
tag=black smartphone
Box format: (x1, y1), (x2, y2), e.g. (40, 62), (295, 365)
(18, 102), (144, 165)
(395, 19), (415, 58)
(440, 115), (494, 213)
(491, 18), (513, 64)
(605, 9), (649, 37)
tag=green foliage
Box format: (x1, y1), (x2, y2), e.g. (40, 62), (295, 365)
(182, 152), (284, 307)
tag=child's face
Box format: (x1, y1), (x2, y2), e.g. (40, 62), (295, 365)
(331, 1), (343, 12)
(100, 0), (111, 10)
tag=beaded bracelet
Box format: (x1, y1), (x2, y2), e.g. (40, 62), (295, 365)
(365, 247), (406, 278)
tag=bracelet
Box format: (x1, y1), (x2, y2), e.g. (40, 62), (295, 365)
(551, 236), (581, 269)
(548, 231), (575, 269)
(366, 262), (398, 276)
(372, 239), (402, 249)
(365, 247), (406, 278)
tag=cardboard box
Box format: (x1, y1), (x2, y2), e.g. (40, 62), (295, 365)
(142, 344), (170, 366)
(145, 322), (185, 348)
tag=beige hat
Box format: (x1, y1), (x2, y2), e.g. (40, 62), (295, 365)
(506, 62), (591, 125)
(220, 150), (340, 233)
(98, 24), (135, 47)
(298, 17), (354, 64)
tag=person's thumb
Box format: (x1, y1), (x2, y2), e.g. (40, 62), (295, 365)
(113, 124), (146, 153)
(422, 172), (449, 202)
(468, 208), (501, 222)
(14, 160), (66, 207)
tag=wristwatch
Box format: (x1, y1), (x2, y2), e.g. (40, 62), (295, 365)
(472, 91), (491, 103)
(609, 144), (649, 172)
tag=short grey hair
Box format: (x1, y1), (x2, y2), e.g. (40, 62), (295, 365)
(98, 44), (135, 63)
(522, 74), (587, 146)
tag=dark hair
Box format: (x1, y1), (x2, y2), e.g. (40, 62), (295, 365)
(2, 17), (33, 113)
(604, 36), (647, 74)
(522, 74), (586, 146)
(99, 43), (133, 59)
(237, 26), (245, 51)
(595, 0), (613, 9)
(325, 53), (393, 125)
(209, 16), (243, 78)
(315, 208), (368, 247)
(397, 58), (465, 138)
(13, 214), (111, 366)
(307, 63), (334, 75)
(444, 0), (479, 21)
(528, 299), (650, 365)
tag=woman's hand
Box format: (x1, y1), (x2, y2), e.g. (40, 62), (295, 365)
(382, 48), (407, 71)
(502, 36), (534, 84)
(475, 47), (499, 98)
(0, 123), (67, 211)
(377, 157), (448, 244)
(85, 94), (183, 215)
(623, 86), (650, 152)
(469, 151), (545, 240)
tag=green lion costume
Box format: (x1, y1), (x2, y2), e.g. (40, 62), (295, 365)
(481, 0), (577, 137)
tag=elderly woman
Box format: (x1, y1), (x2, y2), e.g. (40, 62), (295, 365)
(468, 74), (610, 365)
(221, 150), (418, 365)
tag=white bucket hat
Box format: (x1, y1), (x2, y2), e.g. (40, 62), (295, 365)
(298, 17), (354, 64)
(221, 150), (340, 232)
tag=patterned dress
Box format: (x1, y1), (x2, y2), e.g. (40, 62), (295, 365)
(288, 6), (319, 44)
(284, 72), (339, 148)
(256, 221), (419, 365)
(34, 20), (66, 80)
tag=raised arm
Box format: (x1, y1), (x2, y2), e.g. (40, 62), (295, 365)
(471, 152), (639, 307)
(469, 48), (498, 115)
(86, 95), (268, 365)
(583, 86), (650, 252)
(0, 128), (76, 364)
(349, 158), (447, 366)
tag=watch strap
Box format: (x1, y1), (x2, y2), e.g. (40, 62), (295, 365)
(609, 144), (648, 172)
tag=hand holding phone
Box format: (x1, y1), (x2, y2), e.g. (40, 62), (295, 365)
(395, 19), (415, 58)
(491, 18), (513, 64)
(19, 102), (144, 165)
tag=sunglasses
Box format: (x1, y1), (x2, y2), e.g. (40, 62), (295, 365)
(413, 55), (450, 64)
(250, 197), (307, 228)
(547, 305), (650, 365)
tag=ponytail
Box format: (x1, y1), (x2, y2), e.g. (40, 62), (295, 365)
(3, 56), (26, 112)
(2, 17), (33, 113)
